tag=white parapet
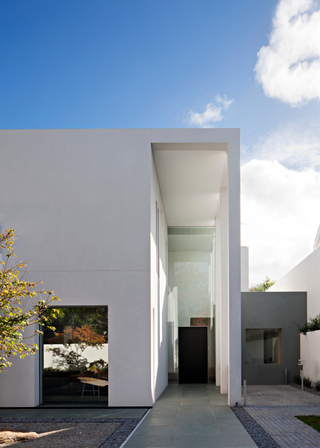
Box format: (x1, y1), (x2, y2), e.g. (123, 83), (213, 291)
(301, 330), (320, 383)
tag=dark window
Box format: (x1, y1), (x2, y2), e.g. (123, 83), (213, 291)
(245, 329), (281, 364)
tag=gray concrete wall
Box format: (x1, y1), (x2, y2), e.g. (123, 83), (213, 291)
(242, 292), (307, 385)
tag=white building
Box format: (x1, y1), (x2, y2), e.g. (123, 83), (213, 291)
(268, 228), (320, 385)
(0, 128), (241, 407)
(269, 239), (320, 318)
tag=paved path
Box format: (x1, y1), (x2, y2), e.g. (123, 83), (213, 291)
(124, 383), (256, 447)
(244, 385), (320, 448)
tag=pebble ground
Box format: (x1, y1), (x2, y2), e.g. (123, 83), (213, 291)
(0, 418), (142, 447)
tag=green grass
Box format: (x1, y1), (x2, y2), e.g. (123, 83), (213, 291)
(296, 415), (320, 432)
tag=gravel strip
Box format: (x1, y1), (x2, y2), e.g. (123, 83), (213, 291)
(98, 419), (141, 448)
(0, 417), (143, 448)
(231, 406), (281, 448)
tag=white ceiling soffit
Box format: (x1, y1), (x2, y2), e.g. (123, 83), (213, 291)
(152, 144), (227, 227)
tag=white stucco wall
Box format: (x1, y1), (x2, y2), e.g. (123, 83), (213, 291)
(0, 129), (153, 407)
(301, 331), (320, 382)
(269, 246), (320, 318)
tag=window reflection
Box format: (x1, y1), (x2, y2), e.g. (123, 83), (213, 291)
(42, 307), (108, 404)
(245, 329), (281, 364)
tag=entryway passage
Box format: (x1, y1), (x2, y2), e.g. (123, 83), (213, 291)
(124, 384), (257, 447)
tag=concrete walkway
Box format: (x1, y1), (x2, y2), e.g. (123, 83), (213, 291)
(244, 385), (320, 448)
(124, 384), (256, 448)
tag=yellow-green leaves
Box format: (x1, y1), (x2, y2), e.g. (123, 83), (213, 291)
(0, 228), (60, 371)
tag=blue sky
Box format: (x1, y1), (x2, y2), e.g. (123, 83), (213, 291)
(0, 0), (283, 133)
(1, 0), (320, 284)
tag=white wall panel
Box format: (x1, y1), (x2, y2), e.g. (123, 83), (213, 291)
(150, 155), (168, 403)
(0, 129), (152, 407)
(301, 331), (320, 382)
(269, 247), (320, 318)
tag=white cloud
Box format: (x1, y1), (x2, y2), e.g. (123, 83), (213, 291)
(241, 159), (320, 286)
(255, 0), (320, 106)
(186, 95), (233, 127)
(242, 121), (320, 171)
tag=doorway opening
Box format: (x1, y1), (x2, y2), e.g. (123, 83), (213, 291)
(167, 227), (215, 384)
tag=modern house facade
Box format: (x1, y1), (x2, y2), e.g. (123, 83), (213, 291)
(0, 128), (241, 408)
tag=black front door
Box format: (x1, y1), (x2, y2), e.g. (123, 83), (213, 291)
(178, 327), (208, 383)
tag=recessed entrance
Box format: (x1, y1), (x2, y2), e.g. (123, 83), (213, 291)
(167, 226), (215, 383)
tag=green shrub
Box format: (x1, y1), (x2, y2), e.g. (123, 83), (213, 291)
(293, 374), (301, 385)
(304, 377), (312, 388)
(314, 381), (320, 392)
(300, 314), (320, 334)
(292, 375), (312, 387)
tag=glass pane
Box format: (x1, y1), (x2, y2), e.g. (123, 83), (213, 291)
(264, 330), (280, 364)
(168, 227), (215, 381)
(42, 307), (108, 404)
(245, 329), (281, 364)
(245, 330), (264, 364)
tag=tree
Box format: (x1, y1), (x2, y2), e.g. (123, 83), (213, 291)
(249, 276), (275, 292)
(0, 228), (59, 371)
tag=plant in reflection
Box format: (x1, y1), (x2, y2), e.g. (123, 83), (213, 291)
(46, 324), (106, 373)
(88, 359), (108, 376)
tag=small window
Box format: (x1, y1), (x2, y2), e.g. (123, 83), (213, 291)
(245, 329), (281, 364)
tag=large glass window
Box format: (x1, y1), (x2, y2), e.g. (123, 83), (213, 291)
(245, 329), (281, 364)
(167, 227), (215, 381)
(41, 307), (108, 404)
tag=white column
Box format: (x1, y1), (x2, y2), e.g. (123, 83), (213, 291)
(228, 139), (242, 406)
(215, 216), (221, 386)
(220, 187), (229, 394)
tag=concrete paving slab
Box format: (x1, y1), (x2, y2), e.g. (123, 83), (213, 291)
(123, 384), (257, 447)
